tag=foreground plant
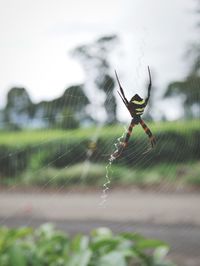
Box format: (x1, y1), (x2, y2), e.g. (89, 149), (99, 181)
(0, 224), (175, 266)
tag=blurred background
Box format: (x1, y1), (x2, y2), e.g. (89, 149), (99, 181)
(0, 0), (200, 265)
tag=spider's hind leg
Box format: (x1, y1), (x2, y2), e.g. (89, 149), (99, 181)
(112, 119), (135, 159)
(139, 119), (156, 152)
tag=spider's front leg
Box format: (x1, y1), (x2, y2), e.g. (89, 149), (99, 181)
(112, 119), (135, 159)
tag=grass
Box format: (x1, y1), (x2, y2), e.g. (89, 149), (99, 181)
(8, 161), (199, 188)
(0, 120), (199, 187)
(0, 119), (199, 147)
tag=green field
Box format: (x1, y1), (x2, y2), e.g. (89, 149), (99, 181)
(0, 120), (199, 187)
(0, 120), (199, 147)
(2, 161), (195, 188)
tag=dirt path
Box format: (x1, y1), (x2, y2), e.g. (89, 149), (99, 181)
(0, 189), (200, 225)
(0, 189), (200, 266)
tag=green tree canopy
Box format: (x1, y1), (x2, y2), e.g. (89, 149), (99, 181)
(72, 35), (119, 124)
(164, 2), (200, 118)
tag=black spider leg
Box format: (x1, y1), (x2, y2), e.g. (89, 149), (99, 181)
(115, 70), (129, 107)
(117, 91), (127, 107)
(140, 119), (156, 154)
(112, 119), (135, 159)
(145, 66), (152, 105)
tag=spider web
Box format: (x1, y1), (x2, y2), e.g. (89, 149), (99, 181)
(0, 36), (188, 214)
(0, 37), (151, 221)
(0, 36), (200, 265)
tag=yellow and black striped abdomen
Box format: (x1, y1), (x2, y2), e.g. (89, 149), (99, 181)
(135, 107), (145, 115)
(128, 98), (146, 117)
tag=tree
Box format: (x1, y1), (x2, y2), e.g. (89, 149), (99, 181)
(3, 87), (34, 129)
(164, 1), (200, 118)
(58, 108), (79, 129)
(35, 85), (90, 128)
(164, 75), (200, 118)
(2, 84), (90, 129)
(62, 85), (90, 112)
(72, 35), (119, 124)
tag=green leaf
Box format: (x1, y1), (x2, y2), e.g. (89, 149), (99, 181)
(91, 238), (120, 254)
(98, 251), (127, 266)
(13, 227), (33, 239)
(79, 250), (92, 266)
(9, 245), (27, 266)
(136, 239), (168, 250)
(91, 227), (113, 238)
(153, 246), (170, 263)
(120, 232), (145, 242)
(71, 235), (89, 252)
(68, 250), (92, 266)
(35, 223), (55, 239)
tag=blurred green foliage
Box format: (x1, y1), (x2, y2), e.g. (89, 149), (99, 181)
(0, 120), (199, 178)
(0, 224), (175, 266)
(164, 2), (200, 119)
(1, 84), (90, 130)
(13, 161), (199, 187)
(72, 35), (118, 125)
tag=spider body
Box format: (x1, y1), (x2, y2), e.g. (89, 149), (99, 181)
(113, 67), (156, 158)
(128, 94), (147, 124)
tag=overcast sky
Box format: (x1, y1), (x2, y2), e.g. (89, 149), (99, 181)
(0, 0), (198, 120)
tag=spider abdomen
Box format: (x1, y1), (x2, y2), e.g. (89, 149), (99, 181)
(128, 97), (146, 118)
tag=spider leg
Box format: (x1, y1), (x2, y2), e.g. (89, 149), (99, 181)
(112, 119), (135, 159)
(147, 66), (152, 86)
(139, 119), (156, 151)
(115, 70), (129, 105)
(145, 66), (152, 105)
(117, 91), (129, 111)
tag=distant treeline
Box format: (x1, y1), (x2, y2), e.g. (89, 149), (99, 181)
(0, 35), (121, 131)
(0, 85), (93, 130)
(1, 31), (200, 133)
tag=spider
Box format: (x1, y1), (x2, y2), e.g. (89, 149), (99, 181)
(113, 66), (156, 158)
